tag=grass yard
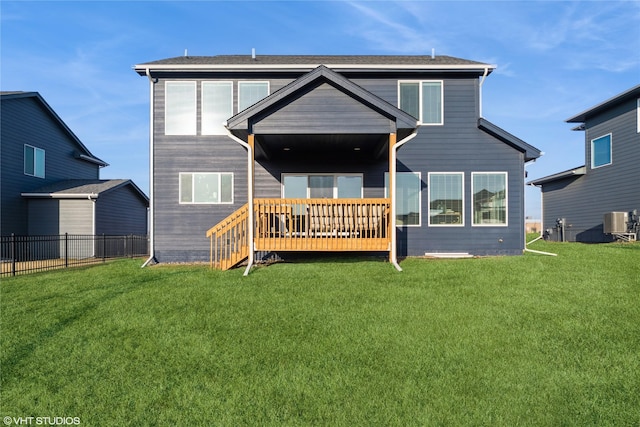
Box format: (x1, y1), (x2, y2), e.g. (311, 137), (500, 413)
(1, 239), (639, 426)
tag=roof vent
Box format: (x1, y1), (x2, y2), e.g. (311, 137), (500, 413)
(184, 49), (188, 57)
(431, 48), (435, 59)
(252, 48), (256, 60)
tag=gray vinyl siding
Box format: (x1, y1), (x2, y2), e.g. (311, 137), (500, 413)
(541, 97), (640, 242)
(27, 199), (60, 235)
(252, 82), (394, 134)
(95, 186), (148, 235)
(151, 73), (529, 261)
(1, 96), (100, 235)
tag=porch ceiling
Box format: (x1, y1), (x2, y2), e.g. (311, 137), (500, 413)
(254, 133), (389, 162)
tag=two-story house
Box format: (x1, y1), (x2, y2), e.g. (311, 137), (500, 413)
(529, 85), (640, 242)
(0, 91), (149, 239)
(134, 54), (541, 272)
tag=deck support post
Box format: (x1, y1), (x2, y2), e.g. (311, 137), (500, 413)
(388, 133), (396, 266)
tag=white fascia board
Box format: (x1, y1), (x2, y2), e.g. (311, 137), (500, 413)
(136, 63), (496, 73)
(21, 193), (99, 199)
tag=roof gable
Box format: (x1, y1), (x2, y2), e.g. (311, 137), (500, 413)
(478, 118), (541, 162)
(226, 65), (417, 137)
(566, 84), (640, 123)
(0, 92), (108, 167)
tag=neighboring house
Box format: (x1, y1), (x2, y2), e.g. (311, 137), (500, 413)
(0, 91), (149, 240)
(529, 85), (640, 242)
(134, 54), (541, 270)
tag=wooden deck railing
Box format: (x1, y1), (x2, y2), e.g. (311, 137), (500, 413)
(254, 198), (391, 252)
(207, 199), (392, 270)
(206, 204), (249, 270)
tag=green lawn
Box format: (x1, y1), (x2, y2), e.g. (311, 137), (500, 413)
(1, 240), (639, 426)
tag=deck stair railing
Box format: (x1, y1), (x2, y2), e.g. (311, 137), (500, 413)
(206, 199), (392, 271)
(206, 204), (249, 270)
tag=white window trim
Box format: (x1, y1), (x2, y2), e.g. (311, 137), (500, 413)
(179, 172), (234, 205)
(427, 172), (464, 227)
(24, 144), (45, 178)
(281, 173), (364, 198)
(471, 172), (508, 227)
(165, 81), (197, 136)
(397, 80), (444, 126)
(590, 133), (613, 169)
(201, 81), (233, 135)
(238, 81), (270, 112)
(636, 98), (639, 133)
(385, 171), (422, 227)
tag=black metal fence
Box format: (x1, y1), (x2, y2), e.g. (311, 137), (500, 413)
(1, 234), (149, 277)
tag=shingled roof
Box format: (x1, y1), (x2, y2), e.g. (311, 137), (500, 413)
(135, 54), (495, 74)
(22, 179), (149, 202)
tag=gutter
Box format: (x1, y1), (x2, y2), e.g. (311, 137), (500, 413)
(142, 68), (158, 268)
(390, 131), (418, 271)
(224, 127), (255, 276)
(21, 193), (99, 199)
(135, 63), (497, 74)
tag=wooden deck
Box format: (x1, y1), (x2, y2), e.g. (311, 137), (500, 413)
(207, 198), (391, 270)
(254, 198), (391, 252)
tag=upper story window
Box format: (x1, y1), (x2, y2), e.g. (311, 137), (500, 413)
(427, 172), (463, 226)
(238, 81), (269, 112)
(165, 81), (196, 135)
(398, 80), (443, 125)
(472, 172), (507, 226)
(591, 133), (612, 169)
(24, 144), (45, 178)
(636, 98), (640, 133)
(202, 81), (233, 135)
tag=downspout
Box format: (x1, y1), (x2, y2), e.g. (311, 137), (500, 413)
(479, 66), (489, 118)
(525, 183), (557, 256)
(142, 68), (157, 268)
(390, 131), (418, 271)
(224, 127), (255, 276)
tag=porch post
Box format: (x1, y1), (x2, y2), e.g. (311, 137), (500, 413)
(246, 134), (256, 275)
(388, 133), (396, 264)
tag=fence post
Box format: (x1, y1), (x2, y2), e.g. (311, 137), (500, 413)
(11, 233), (16, 277)
(64, 233), (69, 268)
(102, 234), (106, 263)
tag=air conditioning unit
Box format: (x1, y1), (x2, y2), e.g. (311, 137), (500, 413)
(603, 212), (628, 234)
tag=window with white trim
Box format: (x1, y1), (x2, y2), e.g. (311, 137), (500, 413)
(591, 133), (612, 169)
(398, 80), (443, 125)
(179, 173), (233, 204)
(428, 172), (463, 226)
(238, 81), (269, 112)
(385, 172), (421, 226)
(202, 81), (233, 135)
(165, 81), (196, 135)
(24, 144), (45, 178)
(282, 174), (363, 199)
(472, 172), (507, 226)
(636, 98), (639, 133)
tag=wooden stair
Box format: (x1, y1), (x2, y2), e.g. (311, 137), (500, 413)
(206, 204), (249, 270)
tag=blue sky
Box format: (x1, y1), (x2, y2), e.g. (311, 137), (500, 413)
(2, 1), (639, 219)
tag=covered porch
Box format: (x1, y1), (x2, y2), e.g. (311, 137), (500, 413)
(207, 65), (417, 272)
